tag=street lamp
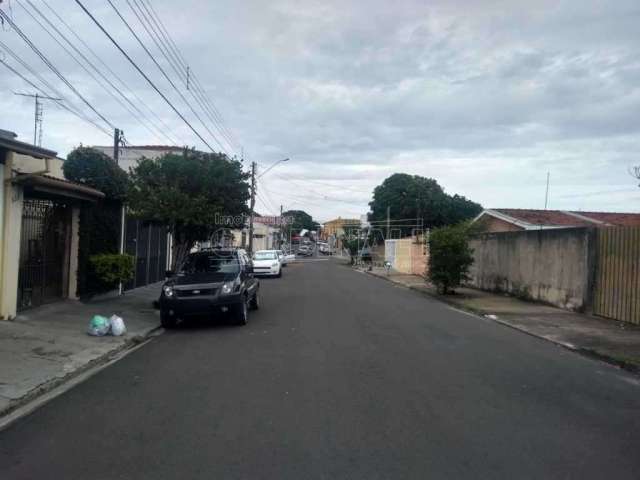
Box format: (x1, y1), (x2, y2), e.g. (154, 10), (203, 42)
(257, 157), (289, 179)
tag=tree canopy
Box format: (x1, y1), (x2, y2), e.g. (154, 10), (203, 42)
(128, 150), (250, 268)
(63, 146), (129, 200)
(368, 173), (482, 236)
(282, 209), (319, 233)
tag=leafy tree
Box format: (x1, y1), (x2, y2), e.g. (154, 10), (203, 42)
(428, 222), (474, 294)
(128, 150), (250, 269)
(63, 146), (129, 200)
(368, 173), (482, 237)
(64, 146), (129, 296)
(282, 209), (319, 233)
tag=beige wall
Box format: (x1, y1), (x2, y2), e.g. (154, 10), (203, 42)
(1, 152), (23, 319)
(468, 228), (594, 311)
(385, 237), (429, 276)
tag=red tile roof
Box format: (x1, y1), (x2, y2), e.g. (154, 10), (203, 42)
(491, 209), (640, 227)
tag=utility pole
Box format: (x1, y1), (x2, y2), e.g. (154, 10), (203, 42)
(280, 204), (284, 249)
(114, 128), (125, 294)
(248, 161), (256, 255)
(113, 128), (122, 165)
(14, 92), (61, 146)
(544, 171), (550, 210)
(386, 206), (390, 240)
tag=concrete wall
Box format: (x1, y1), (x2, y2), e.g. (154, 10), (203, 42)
(468, 228), (595, 311)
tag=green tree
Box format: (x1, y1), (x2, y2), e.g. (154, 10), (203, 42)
(428, 222), (474, 294)
(282, 209), (319, 234)
(63, 146), (129, 296)
(63, 146), (129, 200)
(128, 150), (250, 269)
(368, 173), (482, 237)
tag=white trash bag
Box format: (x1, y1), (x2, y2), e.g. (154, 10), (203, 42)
(109, 314), (126, 336)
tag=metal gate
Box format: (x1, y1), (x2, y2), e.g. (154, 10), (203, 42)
(124, 219), (169, 291)
(593, 226), (640, 325)
(18, 199), (69, 310)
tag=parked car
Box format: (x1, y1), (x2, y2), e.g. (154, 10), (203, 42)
(159, 248), (259, 328)
(253, 250), (283, 277)
(318, 242), (330, 254)
(297, 245), (313, 256)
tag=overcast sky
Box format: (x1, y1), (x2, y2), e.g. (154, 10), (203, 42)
(1, 0), (639, 222)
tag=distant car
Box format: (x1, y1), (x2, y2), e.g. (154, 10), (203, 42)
(297, 245), (313, 256)
(159, 248), (259, 327)
(274, 249), (287, 266)
(253, 250), (283, 277)
(318, 242), (330, 254)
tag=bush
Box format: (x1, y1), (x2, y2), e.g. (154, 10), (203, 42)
(428, 223), (474, 294)
(89, 254), (135, 290)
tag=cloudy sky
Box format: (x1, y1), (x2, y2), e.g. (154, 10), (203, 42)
(1, 0), (639, 222)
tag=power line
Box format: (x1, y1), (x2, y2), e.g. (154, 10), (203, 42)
(0, 8), (115, 130)
(0, 41), (112, 138)
(16, 0), (174, 145)
(74, 0), (219, 153)
(137, 0), (240, 150)
(99, 0), (228, 154)
(126, 0), (237, 154)
(39, 0), (185, 146)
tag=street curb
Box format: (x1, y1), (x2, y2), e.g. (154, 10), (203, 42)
(0, 324), (163, 429)
(360, 269), (640, 376)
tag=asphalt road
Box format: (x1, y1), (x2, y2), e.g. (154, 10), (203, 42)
(1, 258), (639, 479)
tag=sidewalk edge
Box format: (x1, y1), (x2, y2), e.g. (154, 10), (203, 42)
(361, 269), (639, 375)
(0, 325), (162, 429)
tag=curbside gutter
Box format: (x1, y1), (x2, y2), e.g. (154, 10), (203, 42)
(0, 325), (163, 430)
(360, 268), (640, 376)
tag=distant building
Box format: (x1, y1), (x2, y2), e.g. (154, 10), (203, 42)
(91, 145), (186, 172)
(473, 208), (640, 233)
(322, 217), (361, 239)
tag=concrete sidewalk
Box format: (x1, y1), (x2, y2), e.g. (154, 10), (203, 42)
(363, 267), (640, 372)
(0, 284), (161, 417)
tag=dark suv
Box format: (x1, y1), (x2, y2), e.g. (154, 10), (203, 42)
(159, 248), (259, 327)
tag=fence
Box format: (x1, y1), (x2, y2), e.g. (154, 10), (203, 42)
(593, 226), (640, 325)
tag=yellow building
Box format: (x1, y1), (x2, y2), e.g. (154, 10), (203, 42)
(322, 217), (361, 239)
(0, 130), (103, 319)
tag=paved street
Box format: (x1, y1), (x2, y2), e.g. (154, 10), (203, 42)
(1, 258), (639, 479)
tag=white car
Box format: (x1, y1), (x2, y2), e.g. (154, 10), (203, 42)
(276, 249), (296, 266)
(253, 250), (282, 277)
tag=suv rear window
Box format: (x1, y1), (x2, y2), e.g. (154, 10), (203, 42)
(181, 253), (240, 274)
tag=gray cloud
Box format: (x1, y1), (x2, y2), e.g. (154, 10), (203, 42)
(1, 0), (639, 221)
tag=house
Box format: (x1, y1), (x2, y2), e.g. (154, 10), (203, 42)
(0, 129), (104, 319)
(473, 208), (640, 233)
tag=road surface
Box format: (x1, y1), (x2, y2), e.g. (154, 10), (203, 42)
(1, 258), (639, 479)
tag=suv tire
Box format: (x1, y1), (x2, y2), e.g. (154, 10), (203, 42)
(160, 310), (178, 329)
(249, 290), (260, 310)
(234, 297), (248, 325)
